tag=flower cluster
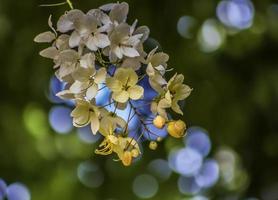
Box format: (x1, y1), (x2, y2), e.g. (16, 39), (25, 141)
(35, 2), (192, 166)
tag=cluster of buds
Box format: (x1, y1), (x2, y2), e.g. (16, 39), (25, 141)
(35, 2), (192, 166)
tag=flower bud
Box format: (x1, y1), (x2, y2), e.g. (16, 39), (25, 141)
(153, 115), (166, 129)
(131, 149), (139, 158)
(122, 151), (132, 166)
(167, 120), (186, 138)
(149, 141), (158, 150)
(157, 137), (163, 142)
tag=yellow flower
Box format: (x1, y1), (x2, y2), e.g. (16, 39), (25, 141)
(151, 73), (192, 118)
(153, 115), (166, 129)
(106, 68), (144, 103)
(167, 120), (187, 138)
(167, 73), (192, 115)
(95, 134), (141, 166)
(71, 99), (100, 134)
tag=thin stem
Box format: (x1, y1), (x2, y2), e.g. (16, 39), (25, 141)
(39, 2), (67, 7)
(66, 0), (74, 9)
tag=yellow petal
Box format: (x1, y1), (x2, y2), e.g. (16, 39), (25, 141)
(106, 77), (122, 92)
(114, 68), (138, 87)
(128, 85), (144, 100)
(112, 90), (129, 103)
(94, 68), (107, 84)
(90, 113), (100, 135)
(86, 84), (98, 100)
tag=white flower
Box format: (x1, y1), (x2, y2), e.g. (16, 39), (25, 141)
(57, 53), (107, 100)
(57, 9), (110, 51)
(107, 23), (144, 61)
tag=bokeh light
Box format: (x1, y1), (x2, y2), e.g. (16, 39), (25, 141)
(0, 179), (7, 199)
(77, 125), (101, 144)
(198, 19), (226, 52)
(49, 106), (73, 134)
(49, 76), (74, 106)
(185, 127), (211, 157)
(77, 161), (104, 188)
(178, 176), (201, 195)
(148, 159), (172, 181)
(132, 174), (159, 199)
(23, 104), (49, 139)
(177, 16), (197, 39)
(195, 159), (219, 188)
(95, 83), (111, 106)
(217, 0), (254, 30)
(6, 183), (31, 200)
(175, 148), (203, 177)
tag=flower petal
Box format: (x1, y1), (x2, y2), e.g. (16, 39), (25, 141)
(121, 47), (140, 58)
(90, 113), (100, 134)
(106, 77), (122, 92)
(94, 68), (107, 84)
(86, 84), (98, 100)
(39, 47), (58, 59)
(69, 31), (81, 48)
(109, 2), (129, 23)
(128, 85), (144, 100)
(86, 36), (98, 51)
(112, 90), (129, 103)
(34, 31), (56, 43)
(70, 81), (88, 94)
(94, 33), (110, 48)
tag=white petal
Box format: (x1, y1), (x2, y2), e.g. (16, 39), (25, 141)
(121, 47), (140, 58)
(93, 33), (110, 48)
(86, 36), (98, 51)
(123, 34), (143, 46)
(69, 31), (81, 48)
(113, 46), (123, 59)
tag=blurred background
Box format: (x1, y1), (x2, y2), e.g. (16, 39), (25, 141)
(0, 0), (278, 199)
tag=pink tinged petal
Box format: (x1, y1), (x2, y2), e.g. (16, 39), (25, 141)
(130, 20), (138, 34)
(90, 113), (100, 134)
(128, 85), (144, 100)
(99, 3), (116, 11)
(86, 36), (98, 51)
(112, 90), (129, 103)
(94, 33), (110, 48)
(39, 47), (59, 59)
(86, 84), (98, 100)
(121, 47), (140, 58)
(109, 2), (129, 23)
(69, 31), (81, 48)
